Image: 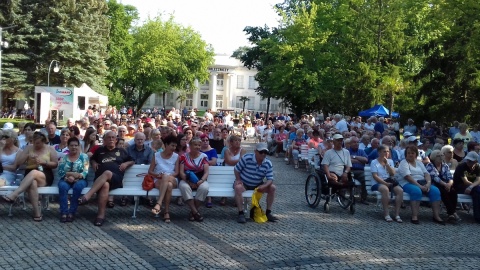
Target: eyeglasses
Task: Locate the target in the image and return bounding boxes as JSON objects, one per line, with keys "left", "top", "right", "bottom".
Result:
{"left": 258, "top": 150, "right": 268, "bottom": 155}
{"left": 203, "top": 128, "right": 209, "bottom": 131}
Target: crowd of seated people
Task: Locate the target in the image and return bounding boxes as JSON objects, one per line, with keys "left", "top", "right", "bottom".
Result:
{"left": 1, "top": 108, "right": 480, "bottom": 226}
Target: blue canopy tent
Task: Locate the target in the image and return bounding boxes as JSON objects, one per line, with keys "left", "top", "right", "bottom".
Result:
{"left": 358, "top": 104, "right": 400, "bottom": 118}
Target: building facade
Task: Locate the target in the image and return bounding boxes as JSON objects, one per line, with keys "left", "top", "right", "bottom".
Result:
{"left": 144, "top": 54, "right": 285, "bottom": 113}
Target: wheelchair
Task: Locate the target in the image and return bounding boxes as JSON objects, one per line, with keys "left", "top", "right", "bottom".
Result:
{"left": 305, "top": 166, "right": 356, "bottom": 214}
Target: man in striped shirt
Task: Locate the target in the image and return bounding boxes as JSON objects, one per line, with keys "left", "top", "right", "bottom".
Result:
{"left": 234, "top": 142, "right": 278, "bottom": 223}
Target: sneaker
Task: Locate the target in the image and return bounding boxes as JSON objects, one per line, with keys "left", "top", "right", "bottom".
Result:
{"left": 237, "top": 213, "right": 246, "bottom": 223}
{"left": 266, "top": 213, "right": 279, "bottom": 222}
{"left": 284, "top": 158, "right": 289, "bottom": 162}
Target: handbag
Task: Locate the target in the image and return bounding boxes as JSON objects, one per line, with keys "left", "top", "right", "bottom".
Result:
{"left": 384, "top": 177, "right": 399, "bottom": 188}
{"left": 186, "top": 170, "right": 199, "bottom": 184}
{"left": 137, "top": 173, "right": 155, "bottom": 196}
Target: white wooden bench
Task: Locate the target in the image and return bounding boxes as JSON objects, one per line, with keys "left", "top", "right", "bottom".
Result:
{"left": 363, "top": 166, "right": 472, "bottom": 206}
{"left": 4, "top": 165, "right": 254, "bottom": 218}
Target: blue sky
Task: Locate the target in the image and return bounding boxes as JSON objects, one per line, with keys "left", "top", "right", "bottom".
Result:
{"left": 120, "top": 0, "right": 281, "bottom": 55}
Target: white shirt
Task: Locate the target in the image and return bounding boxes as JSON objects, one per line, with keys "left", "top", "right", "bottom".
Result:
{"left": 364, "top": 123, "right": 375, "bottom": 131}
{"left": 370, "top": 159, "right": 395, "bottom": 185}
{"left": 397, "top": 159, "right": 428, "bottom": 187}
{"left": 335, "top": 119, "right": 348, "bottom": 133}
{"left": 321, "top": 148, "right": 352, "bottom": 176}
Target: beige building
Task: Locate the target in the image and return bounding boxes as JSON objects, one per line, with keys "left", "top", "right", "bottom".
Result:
{"left": 144, "top": 54, "right": 284, "bottom": 113}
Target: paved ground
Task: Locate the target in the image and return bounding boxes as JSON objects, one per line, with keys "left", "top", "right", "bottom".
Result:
{"left": 0, "top": 141, "right": 479, "bottom": 269}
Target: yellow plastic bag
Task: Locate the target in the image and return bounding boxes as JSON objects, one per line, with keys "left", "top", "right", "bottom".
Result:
{"left": 250, "top": 188, "right": 268, "bottom": 223}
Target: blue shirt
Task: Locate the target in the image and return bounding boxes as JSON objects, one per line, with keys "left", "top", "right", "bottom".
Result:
{"left": 127, "top": 144, "right": 154, "bottom": 165}
{"left": 449, "top": 127, "right": 460, "bottom": 139}
{"left": 235, "top": 153, "right": 273, "bottom": 187}
{"left": 348, "top": 148, "right": 368, "bottom": 170}
{"left": 374, "top": 122, "right": 384, "bottom": 135}
{"left": 425, "top": 162, "right": 452, "bottom": 184}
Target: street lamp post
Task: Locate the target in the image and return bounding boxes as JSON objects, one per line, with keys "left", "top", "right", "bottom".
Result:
{"left": 47, "top": 60, "right": 60, "bottom": 87}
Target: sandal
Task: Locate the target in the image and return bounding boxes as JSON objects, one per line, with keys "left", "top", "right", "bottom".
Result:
{"left": 78, "top": 196, "right": 89, "bottom": 206}
{"left": 67, "top": 214, "right": 75, "bottom": 222}
{"left": 2, "top": 195, "right": 15, "bottom": 204}
{"left": 219, "top": 197, "right": 226, "bottom": 206}
{"left": 193, "top": 211, "right": 204, "bottom": 222}
{"left": 107, "top": 201, "right": 115, "bottom": 208}
{"left": 60, "top": 215, "right": 67, "bottom": 223}
{"left": 33, "top": 216, "right": 43, "bottom": 222}
{"left": 120, "top": 197, "right": 128, "bottom": 206}
{"left": 188, "top": 211, "right": 195, "bottom": 221}
{"left": 205, "top": 202, "right": 213, "bottom": 208}
{"left": 394, "top": 216, "right": 403, "bottom": 223}
{"left": 384, "top": 215, "right": 393, "bottom": 222}
{"left": 94, "top": 217, "right": 105, "bottom": 226}
{"left": 163, "top": 212, "right": 171, "bottom": 223}
{"left": 151, "top": 203, "right": 161, "bottom": 215}
{"left": 176, "top": 197, "right": 184, "bottom": 206}
{"left": 148, "top": 198, "right": 156, "bottom": 207}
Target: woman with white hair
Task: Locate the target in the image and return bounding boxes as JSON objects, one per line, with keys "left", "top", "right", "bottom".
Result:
{"left": 291, "top": 128, "right": 307, "bottom": 169}
{"left": 441, "top": 145, "right": 458, "bottom": 170}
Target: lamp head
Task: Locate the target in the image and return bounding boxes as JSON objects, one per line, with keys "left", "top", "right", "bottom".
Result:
{"left": 53, "top": 62, "right": 60, "bottom": 73}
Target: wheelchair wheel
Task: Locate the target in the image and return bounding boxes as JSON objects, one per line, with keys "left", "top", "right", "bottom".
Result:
{"left": 305, "top": 174, "right": 321, "bottom": 208}
{"left": 337, "top": 187, "right": 355, "bottom": 209}
{"left": 323, "top": 202, "right": 330, "bottom": 213}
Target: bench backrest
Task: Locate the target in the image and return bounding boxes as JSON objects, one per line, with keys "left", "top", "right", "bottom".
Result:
{"left": 120, "top": 164, "right": 235, "bottom": 189}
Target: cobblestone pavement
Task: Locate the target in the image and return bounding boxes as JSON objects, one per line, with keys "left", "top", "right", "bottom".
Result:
{"left": 0, "top": 141, "right": 479, "bottom": 269}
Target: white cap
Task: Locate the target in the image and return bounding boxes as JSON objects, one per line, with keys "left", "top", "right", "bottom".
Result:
{"left": 2, "top": 123, "right": 13, "bottom": 130}
{"left": 465, "top": 151, "right": 479, "bottom": 162}
{"left": 403, "top": 131, "right": 413, "bottom": 137}
{"left": 333, "top": 134, "right": 343, "bottom": 140}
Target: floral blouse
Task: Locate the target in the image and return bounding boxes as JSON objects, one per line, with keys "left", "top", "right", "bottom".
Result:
{"left": 425, "top": 162, "right": 453, "bottom": 184}
{"left": 57, "top": 153, "right": 90, "bottom": 181}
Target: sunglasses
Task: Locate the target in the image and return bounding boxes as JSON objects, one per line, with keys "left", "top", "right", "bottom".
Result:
{"left": 258, "top": 150, "right": 268, "bottom": 155}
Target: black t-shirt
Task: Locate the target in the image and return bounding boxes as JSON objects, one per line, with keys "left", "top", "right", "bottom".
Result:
{"left": 91, "top": 146, "right": 133, "bottom": 178}
{"left": 453, "top": 162, "right": 480, "bottom": 191}
{"left": 48, "top": 135, "right": 61, "bottom": 145}
{"left": 209, "top": 139, "right": 225, "bottom": 155}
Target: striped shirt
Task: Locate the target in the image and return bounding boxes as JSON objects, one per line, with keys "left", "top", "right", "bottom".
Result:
{"left": 235, "top": 153, "right": 273, "bottom": 187}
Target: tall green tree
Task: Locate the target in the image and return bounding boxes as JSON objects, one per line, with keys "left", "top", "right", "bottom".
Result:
{"left": 0, "top": 0, "right": 34, "bottom": 107}
{"left": 128, "top": 16, "right": 214, "bottom": 111}
{"left": 106, "top": 0, "right": 138, "bottom": 99}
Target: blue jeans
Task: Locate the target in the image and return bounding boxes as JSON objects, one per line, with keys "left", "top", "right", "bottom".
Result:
{"left": 58, "top": 180, "right": 88, "bottom": 215}
{"left": 402, "top": 183, "right": 441, "bottom": 202}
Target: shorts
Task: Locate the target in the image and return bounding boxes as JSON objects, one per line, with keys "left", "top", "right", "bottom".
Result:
{"left": 233, "top": 182, "right": 261, "bottom": 190}
{"left": 26, "top": 168, "right": 54, "bottom": 186}
{"left": 371, "top": 183, "right": 396, "bottom": 192}
{"left": 108, "top": 172, "right": 123, "bottom": 191}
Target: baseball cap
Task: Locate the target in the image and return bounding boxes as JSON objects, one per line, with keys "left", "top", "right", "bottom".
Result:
{"left": 464, "top": 151, "right": 479, "bottom": 162}
{"left": 255, "top": 142, "right": 269, "bottom": 152}
{"left": 326, "top": 137, "right": 333, "bottom": 141}
{"left": 333, "top": 134, "right": 343, "bottom": 140}
{"left": 403, "top": 131, "right": 413, "bottom": 137}
{"left": 3, "top": 122, "right": 13, "bottom": 130}
{"left": 407, "top": 136, "right": 418, "bottom": 142}
{"left": 128, "top": 124, "right": 136, "bottom": 130}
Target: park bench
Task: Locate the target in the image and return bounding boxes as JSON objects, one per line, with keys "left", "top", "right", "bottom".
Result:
{"left": 363, "top": 167, "right": 472, "bottom": 207}
{"left": 1, "top": 165, "right": 254, "bottom": 218}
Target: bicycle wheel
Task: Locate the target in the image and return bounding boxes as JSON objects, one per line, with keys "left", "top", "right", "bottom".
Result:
{"left": 337, "top": 186, "right": 355, "bottom": 209}
{"left": 305, "top": 174, "right": 321, "bottom": 208}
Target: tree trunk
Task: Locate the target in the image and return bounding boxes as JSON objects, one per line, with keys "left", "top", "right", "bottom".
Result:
{"left": 266, "top": 97, "right": 271, "bottom": 121}
{"left": 242, "top": 101, "right": 246, "bottom": 112}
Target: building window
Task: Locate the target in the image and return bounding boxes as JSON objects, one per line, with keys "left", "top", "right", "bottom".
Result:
{"left": 155, "top": 94, "right": 162, "bottom": 105}
{"left": 216, "top": 95, "right": 223, "bottom": 108}
{"left": 217, "top": 74, "right": 224, "bottom": 88}
{"left": 248, "top": 96, "right": 255, "bottom": 110}
{"left": 237, "top": 75, "right": 244, "bottom": 89}
{"left": 248, "top": 76, "right": 257, "bottom": 89}
{"left": 260, "top": 98, "right": 267, "bottom": 111}
{"left": 186, "top": 94, "right": 193, "bottom": 107}
{"left": 236, "top": 96, "right": 242, "bottom": 109}
{"left": 167, "top": 93, "right": 174, "bottom": 106}
{"left": 271, "top": 104, "right": 278, "bottom": 111}
{"left": 200, "top": 94, "right": 208, "bottom": 108}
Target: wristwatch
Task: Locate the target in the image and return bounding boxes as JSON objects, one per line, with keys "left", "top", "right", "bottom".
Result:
{"left": 352, "top": 155, "right": 356, "bottom": 159}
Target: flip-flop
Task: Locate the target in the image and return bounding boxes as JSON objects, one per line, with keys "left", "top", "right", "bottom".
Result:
{"left": 394, "top": 216, "right": 403, "bottom": 223}
{"left": 33, "top": 216, "right": 43, "bottom": 222}
{"left": 94, "top": 218, "right": 105, "bottom": 226}
{"left": 188, "top": 211, "right": 195, "bottom": 221}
